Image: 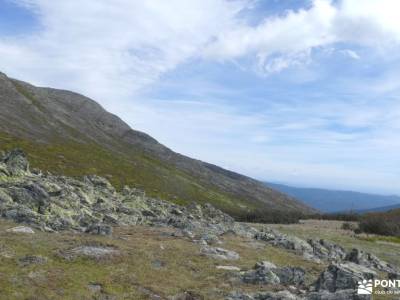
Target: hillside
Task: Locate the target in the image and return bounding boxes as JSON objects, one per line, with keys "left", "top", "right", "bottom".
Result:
{"left": 265, "top": 182, "right": 400, "bottom": 213}
{"left": 0, "top": 150, "right": 398, "bottom": 299}
{"left": 0, "top": 71, "right": 313, "bottom": 216}
{"left": 357, "top": 203, "right": 400, "bottom": 214}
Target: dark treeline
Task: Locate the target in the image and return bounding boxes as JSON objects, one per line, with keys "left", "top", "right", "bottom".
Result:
{"left": 358, "top": 209, "right": 400, "bottom": 237}
{"left": 234, "top": 209, "right": 360, "bottom": 224}
{"left": 234, "top": 207, "right": 400, "bottom": 237}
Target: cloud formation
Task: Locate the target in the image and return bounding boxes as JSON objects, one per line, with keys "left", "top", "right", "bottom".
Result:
{"left": 0, "top": 0, "right": 399, "bottom": 194}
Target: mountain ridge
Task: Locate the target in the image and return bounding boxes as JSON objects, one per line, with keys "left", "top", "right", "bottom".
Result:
{"left": 0, "top": 71, "right": 314, "bottom": 216}
{"left": 265, "top": 182, "right": 400, "bottom": 213}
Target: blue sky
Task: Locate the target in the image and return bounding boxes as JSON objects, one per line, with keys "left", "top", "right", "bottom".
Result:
{"left": 0, "top": 0, "right": 399, "bottom": 195}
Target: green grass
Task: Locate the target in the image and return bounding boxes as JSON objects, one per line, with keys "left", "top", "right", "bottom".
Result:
{"left": 359, "top": 235, "right": 400, "bottom": 244}
{"left": 268, "top": 220, "right": 400, "bottom": 269}
{"left": 0, "top": 131, "right": 256, "bottom": 216}
{"left": 11, "top": 81, "right": 46, "bottom": 113}
{"left": 0, "top": 219, "right": 324, "bottom": 300}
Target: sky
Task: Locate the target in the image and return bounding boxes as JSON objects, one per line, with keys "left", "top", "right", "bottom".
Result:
{"left": 0, "top": 0, "right": 399, "bottom": 195}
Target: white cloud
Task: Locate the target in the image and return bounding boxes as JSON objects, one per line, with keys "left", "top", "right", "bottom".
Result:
{"left": 1, "top": 0, "right": 400, "bottom": 194}
{"left": 204, "top": 0, "right": 400, "bottom": 72}
{"left": 340, "top": 49, "right": 360, "bottom": 59}
{"left": 1, "top": 0, "right": 247, "bottom": 102}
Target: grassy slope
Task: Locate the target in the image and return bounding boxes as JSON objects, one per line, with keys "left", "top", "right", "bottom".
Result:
{"left": 0, "top": 131, "right": 257, "bottom": 216}
{"left": 1, "top": 218, "right": 396, "bottom": 299}
{"left": 268, "top": 220, "right": 400, "bottom": 269}
{"left": 0, "top": 219, "right": 324, "bottom": 300}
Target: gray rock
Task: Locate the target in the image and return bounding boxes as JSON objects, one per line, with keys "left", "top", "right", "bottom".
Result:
{"left": 86, "top": 223, "right": 113, "bottom": 235}
{"left": 216, "top": 265, "right": 241, "bottom": 271}
{"left": 308, "top": 239, "right": 346, "bottom": 261}
{"left": 6, "top": 226, "right": 35, "bottom": 234}
{"left": 314, "top": 263, "right": 376, "bottom": 292}
{"left": 241, "top": 260, "right": 280, "bottom": 285}
{"left": 345, "top": 248, "right": 394, "bottom": 273}
{"left": 200, "top": 246, "right": 239, "bottom": 260}
{"left": 2, "top": 149, "right": 29, "bottom": 176}
{"left": 18, "top": 255, "right": 48, "bottom": 267}
{"left": 62, "top": 246, "right": 120, "bottom": 260}
{"left": 274, "top": 267, "right": 305, "bottom": 285}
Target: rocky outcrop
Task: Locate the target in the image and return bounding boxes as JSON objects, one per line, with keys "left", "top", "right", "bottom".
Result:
{"left": 241, "top": 261, "right": 305, "bottom": 286}
{"left": 0, "top": 150, "right": 239, "bottom": 237}
{"left": 0, "top": 71, "right": 315, "bottom": 216}
{"left": 313, "top": 263, "right": 376, "bottom": 293}
{"left": 0, "top": 149, "right": 397, "bottom": 300}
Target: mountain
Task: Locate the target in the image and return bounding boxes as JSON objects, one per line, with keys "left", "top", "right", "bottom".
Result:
{"left": 265, "top": 182, "right": 400, "bottom": 213}
{"left": 356, "top": 203, "right": 400, "bottom": 214}
{"left": 0, "top": 71, "right": 314, "bottom": 216}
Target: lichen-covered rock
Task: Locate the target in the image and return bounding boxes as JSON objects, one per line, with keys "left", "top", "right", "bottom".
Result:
{"left": 6, "top": 225, "right": 35, "bottom": 234}
{"left": 200, "top": 246, "right": 239, "bottom": 260}
{"left": 314, "top": 263, "right": 376, "bottom": 292}
{"left": 308, "top": 239, "right": 346, "bottom": 261}
{"left": 241, "top": 261, "right": 304, "bottom": 286}
{"left": 345, "top": 248, "right": 396, "bottom": 273}
{"left": 61, "top": 245, "right": 120, "bottom": 260}
{"left": 2, "top": 149, "right": 29, "bottom": 176}
{"left": 274, "top": 267, "right": 305, "bottom": 285}
{"left": 0, "top": 149, "right": 242, "bottom": 237}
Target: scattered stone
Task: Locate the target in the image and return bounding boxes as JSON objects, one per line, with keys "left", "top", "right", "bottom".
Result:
{"left": 18, "top": 255, "right": 48, "bottom": 267}
{"left": 86, "top": 223, "right": 113, "bottom": 236}
{"left": 200, "top": 246, "right": 239, "bottom": 260}
{"left": 216, "top": 265, "right": 241, "bottom": 271}
{"left": 169, "top": 291, "right": 204, "bottom": 300}
{"left": 151, "top": 259, "right": 165, "bottom": 269}
{"left": 88, "top": 283, "right": 103, "bottom": 293}
{"left": 61, "top": 245, "right": 120, "bottom": 260}
{"left": 241, "top": 261, "right": 279, "bottom": 285}
{"left": 6, "top": 226, "right": 35, "bottom": 234}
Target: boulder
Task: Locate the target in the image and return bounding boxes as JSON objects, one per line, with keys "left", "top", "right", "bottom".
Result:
{"left": 6, "top": 226, "right": 35, "bottom": 234}
{"left": 274, "top": 267, "right": 305, "bottom": 285}
{"left": 308, "top": 239, "right": 346, "bottom": 261}
{"left": 2, "top": 149, "right": 29, "bottom": 176}
{"left": 216, "top": 265, "right": 241, "bottom": 271}
{"left": 345, "top": 248, "right": 394, "bottom": 273}
{"left": 314, "top": 263, "right": 376, "bottom": 292}
{"left": 200, "top": 246, "right": 239, "bottom": 260}
{"left": 18, "top": 255, "right": 48, "bottom": 267}
{"left": 86, "top": 223, "right": 113, "bottom": 236}
{"left": 62, "top": 245, "right": 120, "bottom": 260}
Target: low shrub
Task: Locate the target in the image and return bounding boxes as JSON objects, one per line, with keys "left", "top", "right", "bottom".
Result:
{"left": 235, "top": 209, "right": 303, "bottom": 224}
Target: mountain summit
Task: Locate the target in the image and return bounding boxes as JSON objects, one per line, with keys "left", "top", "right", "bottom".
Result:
{"left": 0, "top": 72, "right": 313, "bottom": 215}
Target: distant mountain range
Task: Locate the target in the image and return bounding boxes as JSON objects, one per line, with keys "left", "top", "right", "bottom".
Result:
{"left": 0, "top": 71, "right": 315, "bottom": 217}
{"left": 265, "top": 182, "right": 400, "bottom": 213}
